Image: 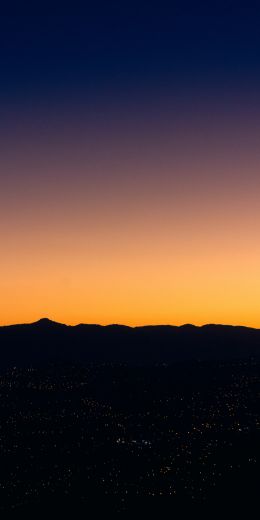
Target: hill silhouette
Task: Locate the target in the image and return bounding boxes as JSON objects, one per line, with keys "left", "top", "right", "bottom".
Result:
{"left": 0, "top": 319, "right": 260, "bottom": 368}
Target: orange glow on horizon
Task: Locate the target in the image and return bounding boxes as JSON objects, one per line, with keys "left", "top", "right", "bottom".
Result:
{"left": 1, "top": 102, "right": 260, "bottom": 328}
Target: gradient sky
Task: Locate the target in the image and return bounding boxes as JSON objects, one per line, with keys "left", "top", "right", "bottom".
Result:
{"left": 1, "top": 5, "right": 260, "bottom": 326}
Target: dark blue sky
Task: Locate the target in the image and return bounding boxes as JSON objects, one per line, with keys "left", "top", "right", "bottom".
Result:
{"left": 1, "top": 4, "right": 260, "bottom": 104}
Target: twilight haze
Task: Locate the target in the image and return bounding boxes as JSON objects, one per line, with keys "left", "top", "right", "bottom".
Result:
{"left": 1, "top": 6, "right": 260, "bottom": 327}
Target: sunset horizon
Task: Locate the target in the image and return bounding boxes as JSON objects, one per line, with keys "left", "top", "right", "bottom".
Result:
{"left": 2, "top": 316, "right": 260, "bottom": 330}
{"left": 1, "top": 11, "right": 260, "bottom": 329}
{"left": 2, "top": 7, "right": 260, "bottom": 513}
{"left": 2, "top": 96, "right": 260, "bottom": 329}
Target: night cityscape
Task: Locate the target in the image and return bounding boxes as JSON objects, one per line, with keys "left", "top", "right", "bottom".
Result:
{"left": 0, "top": 358, "right": 259, "bottom": 514}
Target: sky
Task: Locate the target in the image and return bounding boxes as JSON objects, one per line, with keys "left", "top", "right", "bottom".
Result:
{"left": 1, "top": 4, "right": 260, "bottom": 326}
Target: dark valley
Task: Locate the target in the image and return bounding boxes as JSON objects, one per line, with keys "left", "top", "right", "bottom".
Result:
{"left": 0, "top": 321, "right": 260, "bottom": 514}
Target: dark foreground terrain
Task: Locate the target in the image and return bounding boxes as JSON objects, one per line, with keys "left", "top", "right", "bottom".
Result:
{"left": 2, "top": 318, "right": 260, "bottom": 367}
{"left": 0, "top": 359, "right": 260, "bottom": 516}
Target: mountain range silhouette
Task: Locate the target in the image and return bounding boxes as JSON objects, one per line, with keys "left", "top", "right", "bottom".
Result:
{"left": 0, "top": 319, "right": 260, "bottom": 368}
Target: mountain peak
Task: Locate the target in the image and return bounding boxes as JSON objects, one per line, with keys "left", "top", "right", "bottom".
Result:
{"left": 33, "top": 318, "right": 63, "bottom": 327}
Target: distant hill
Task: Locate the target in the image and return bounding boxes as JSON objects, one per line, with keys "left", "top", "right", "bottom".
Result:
{"left": 0, "top": 319, "right": 259, "bottom": 368}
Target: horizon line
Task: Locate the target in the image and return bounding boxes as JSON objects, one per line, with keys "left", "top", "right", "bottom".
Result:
{"left": 0, "top": 317, "right": 259, "bottom": 331}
